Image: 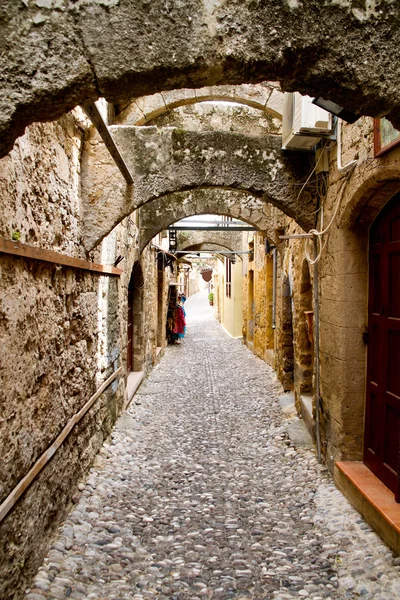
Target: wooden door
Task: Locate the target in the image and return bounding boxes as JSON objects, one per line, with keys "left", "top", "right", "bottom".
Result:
{"left": 127, "top": 286, "right": 134, "bottom": 372}
{"left": 364, "top": 192, "right": 400, "bottom": 498}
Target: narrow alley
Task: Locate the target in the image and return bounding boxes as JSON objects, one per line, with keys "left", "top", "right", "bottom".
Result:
{"left": 26, "top": 292, "right": 400, "bottom": 600}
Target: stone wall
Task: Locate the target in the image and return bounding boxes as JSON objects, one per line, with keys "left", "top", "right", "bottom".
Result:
{"left": 0, "top": 115, "right": 84, "bottom": 253}
{"left": 0, "top": 116, "right": 126, "bottom": 599}
{"left": 266, "top": 117, "right": 400, "bottom": 473}
{"left": 241, "top": 233, "right": 274, "bottom": 365}
{"left": 0, "top": 113, "right": 168, "bottom": 599}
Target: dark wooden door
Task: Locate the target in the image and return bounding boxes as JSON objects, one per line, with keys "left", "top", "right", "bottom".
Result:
{"left": 364, "top": 192, "right": 400, "bottom": 498}
{"left": 127, "top": 286, "right": 134, "bottom": 372}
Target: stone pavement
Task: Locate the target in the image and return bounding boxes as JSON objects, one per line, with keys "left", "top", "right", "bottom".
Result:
{"left": 26, "top": 291, "right": 400, "bottom": 600}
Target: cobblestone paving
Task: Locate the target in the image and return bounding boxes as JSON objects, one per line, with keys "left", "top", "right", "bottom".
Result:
{"left": 26, "top": 291, "right": 400, "bottom": 600}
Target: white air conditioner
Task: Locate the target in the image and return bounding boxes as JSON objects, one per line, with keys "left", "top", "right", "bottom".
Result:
{"left": 282, "top": 92, "right": 333, "bottom": 151}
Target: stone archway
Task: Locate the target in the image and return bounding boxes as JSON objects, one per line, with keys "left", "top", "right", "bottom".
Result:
{"left": 179, "top": 243, "right": 241, "bottom": 261}
{"left": 83, "top": 123, "right": 309, "bottom": 251}
{"left": 3, "top": 3, "right": 400, "bottom": 158}
{"left": 339, "top": 165, "right": 400, "bottom": 229}
{"left": 116, "top": 83, "right": 283, "bottom": 125}
{"left": 177, "top": 230, "right": 242, "bottom": 255}
{"left": 139, "top": 188, "right": 285, "bottom": 254}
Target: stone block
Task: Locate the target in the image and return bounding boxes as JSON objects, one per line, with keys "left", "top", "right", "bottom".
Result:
{"left": 161, "top": 88, "right": 196, "bottom": 109}
{"left": 195, "top": 86, "right": 236, "bottom": 102}
{"left": 265, "top": 88, "right": 283, "bottom": 118}
{"left": 234, "top": 83, "right": 271, "bottom": 109}
{"left": 134, "top": 93, "right": 167, "bottom": 122}
{"left": 116, "top": 101, "right": 146, "bottom": 126}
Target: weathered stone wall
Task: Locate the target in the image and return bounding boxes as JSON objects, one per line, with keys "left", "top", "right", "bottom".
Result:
{"left": 0, "top": 107, "right": 171, "bottom": 598}
{"left": 269, "top": 117, "right": 400, "bottom": 473}
{"left": 253, "top": 235, "right": 274, "bottom": 364}
{"left": 0, "top": 115, "right": 84, "bottom": 253}
{"left": 0, "top": 117, "right": 126, "bottom": 599}
{"left": 241, "top": 233, "right": 274, "bottom": 364}
{"left": 112, "top": 218, "right": 167, "bottom": 394}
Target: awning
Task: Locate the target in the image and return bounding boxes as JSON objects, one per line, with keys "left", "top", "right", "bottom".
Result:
{"left": 153, "top": 244, "right": 177, "bottom": 269}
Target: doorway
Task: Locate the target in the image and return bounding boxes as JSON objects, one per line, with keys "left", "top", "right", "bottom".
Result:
{"left": 364, "top": 192, "right": 400, "bottom": 499}
{"left": 127, "top": 262, "right": 144, "bottom": 373}
{"left": 248, "top": 269, "right": 254, "bottom": 344}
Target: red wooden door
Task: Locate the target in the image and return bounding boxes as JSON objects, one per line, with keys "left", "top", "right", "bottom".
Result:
{"left": 127, "top": 286, "right": 134, "bottom": 372}
{"left": 364, "top": 192, "right": 400, "bottom": 498}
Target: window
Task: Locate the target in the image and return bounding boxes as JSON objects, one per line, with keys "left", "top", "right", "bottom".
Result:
{"left": 225, "top": 258, "right": 232, "bottom": 298}
{"left": 374, "top": 117, "right": 400, "bottom": 157}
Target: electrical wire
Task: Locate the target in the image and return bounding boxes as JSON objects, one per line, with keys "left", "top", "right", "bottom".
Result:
{"left": 305, "top": 171, "right": 352, "bottom": 265}
{"left": 295, "top": 140, "right": 328, "bottom": 206}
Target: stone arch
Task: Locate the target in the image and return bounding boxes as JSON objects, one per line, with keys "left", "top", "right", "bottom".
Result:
{"left": 117, "top": 83, "right": 283, "bottom": 126}
{"left": 3, "top": 3, "right": 400, "bottom": 158}
{"left": 177, "top": 230, "right": 242, "bottom": 254}
{"left": 339, "top": 165, "right": 400, "bottom": 230}
{"left": 84, "top": 126, "right": 312, "bottom": 250}
{"left": 179, "top": 243, "right": 241, "bottom": 261}
{"left": 139, "top": 188, "right": 285, "bottom": 253}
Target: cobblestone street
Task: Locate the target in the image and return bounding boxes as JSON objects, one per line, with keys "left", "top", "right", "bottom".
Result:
{"left": 26, "top": 291, "right": 400, "bottom": 600}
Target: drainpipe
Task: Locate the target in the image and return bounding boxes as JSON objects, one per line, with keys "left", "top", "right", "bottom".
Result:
{"left": 337, "top": 119, "right": 358, "bottom": 173}
{"left": 272, "top": 248, "right": 277, "bottom": 329}
{"left": 313, "top": 237, "right": 322, "bottom": 464}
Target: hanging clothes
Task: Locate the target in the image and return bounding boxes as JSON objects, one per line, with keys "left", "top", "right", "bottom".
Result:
{"left": 173, "top": 304, "right": 186, "bottom": 339}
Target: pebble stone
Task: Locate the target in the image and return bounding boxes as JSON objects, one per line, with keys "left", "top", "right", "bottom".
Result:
{"left": 25, "top": 291, "right": 400, "bottom": 599}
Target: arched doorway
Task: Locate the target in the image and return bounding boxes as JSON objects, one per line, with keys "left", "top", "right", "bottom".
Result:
{"left": 156, "top": 258, "right": 165, "bottom": 350}
{"left": 364, "top": 192, "right": 400, "bottom": 499}
{"left": 127, "top": 262, "right": 144, "bottom": 374}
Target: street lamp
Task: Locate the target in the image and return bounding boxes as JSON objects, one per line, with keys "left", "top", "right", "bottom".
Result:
{"left": 312, "top": 97, "right": 360, "bottom": 124}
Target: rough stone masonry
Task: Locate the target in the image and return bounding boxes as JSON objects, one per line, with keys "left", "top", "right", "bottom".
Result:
{"left": 2, "top": 1, "right": 400, "bottom": 158}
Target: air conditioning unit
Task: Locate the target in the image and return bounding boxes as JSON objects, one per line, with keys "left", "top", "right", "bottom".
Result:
{"left": 282, "top": 92, "right": 333, "bottom": 151}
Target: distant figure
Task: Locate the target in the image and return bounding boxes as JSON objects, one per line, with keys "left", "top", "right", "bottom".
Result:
{"left": 173, "top": 293, "right": 186, "bottom": 344}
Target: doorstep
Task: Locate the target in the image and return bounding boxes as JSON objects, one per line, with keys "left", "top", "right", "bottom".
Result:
{"left": 335, "top": 461, "right": 400, "bottom": 554}
{"left": 299, "top": 394, "right": 315, "bottom": 441}
{"left": 126, "top": 371, "right": 145, "bottom": 405}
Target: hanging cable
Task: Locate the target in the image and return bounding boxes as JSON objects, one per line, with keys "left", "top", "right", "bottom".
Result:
{"left": 305, "top": 168, "right": 353, "bottom": 264}
{"left": 295, "top": 140, "right": 329, "bottom": 206}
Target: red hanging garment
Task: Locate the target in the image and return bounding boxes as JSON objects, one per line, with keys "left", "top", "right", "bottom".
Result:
{"left": 173, "top": 306, "right": 186, "bottom": 335}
